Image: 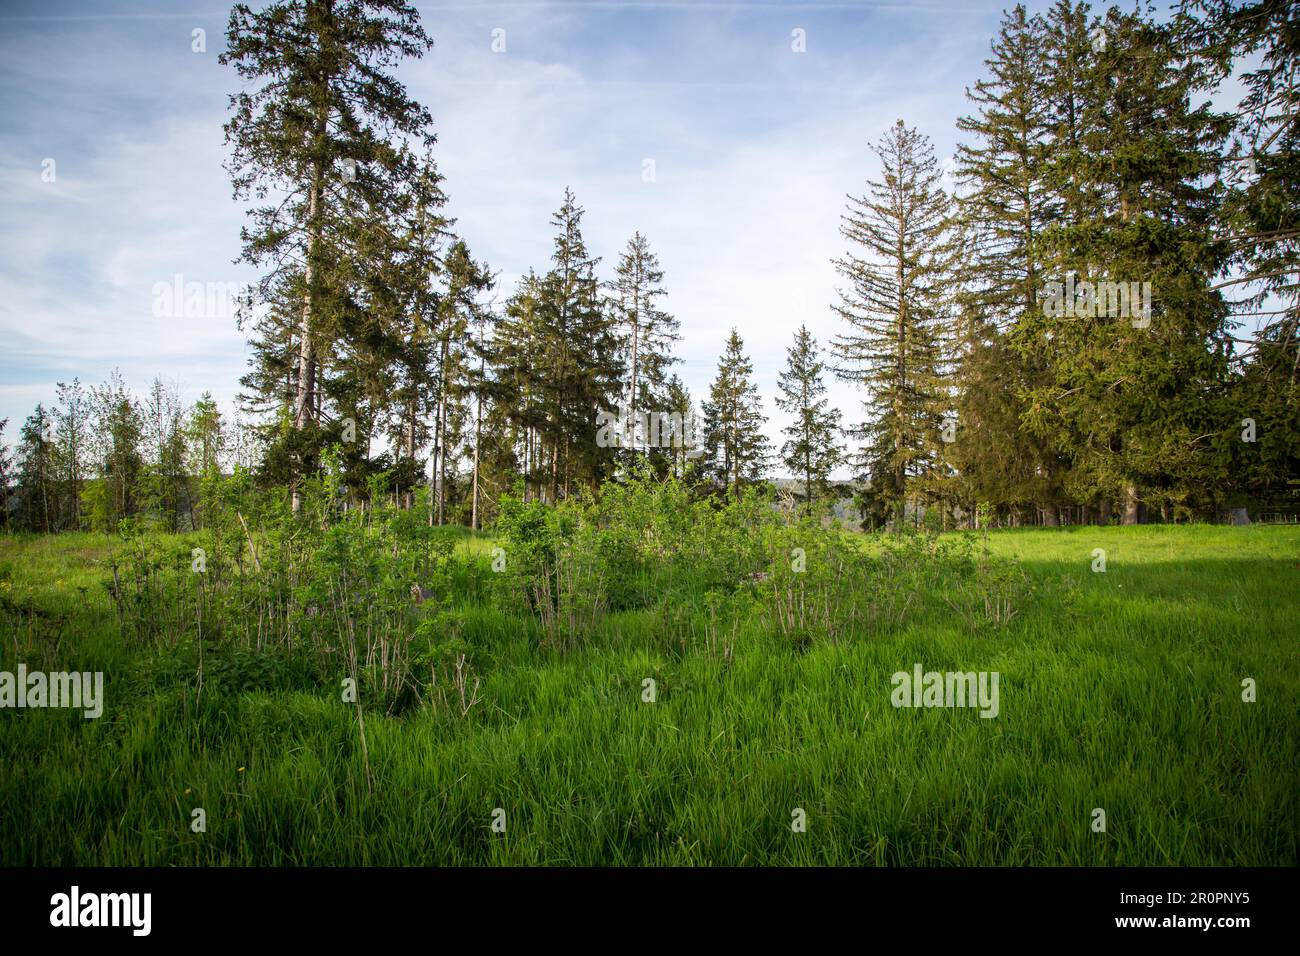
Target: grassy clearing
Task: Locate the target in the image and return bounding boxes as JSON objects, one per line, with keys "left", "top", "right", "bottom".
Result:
{"left": 0, "top": 524, "right": 1295, "bottom": 865}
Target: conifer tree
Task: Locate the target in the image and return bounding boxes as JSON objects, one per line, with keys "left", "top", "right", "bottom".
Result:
{"left": 1175, "top": 0, "right": 1299, "bottom": 510}
{"left": 702, "top": 329, "right": 771, "bottom": 493}
{"left": 429, "top": 240, "right": 493, "bottom": 523}
{"left": 1025, "top": 4, "right": 1234, "bottom": 523}
{"left": 0, "top": 420, "right": 10, "bottom": 530}
{"left": 492, "top": 271, "right": 549, "bottom": 500}
{"left": 221, "top": 0, "right": 438, "bottom": 510}
{"left": 952, "top": 4, "right": 1067, "bottom": 524}
{"left": 535, "top": 189, "right": 623, "bottom": 499}
{"left": 775, "top": 324, "right": 843, "bottom": 502}
{"left": 831, "top": 120, "right": 954, "bottom": 524}
{"left": 607, "top": 231, "right": 680, "bottom": 452}
{"left": 660, "top": 374, "right": 699, "bottom": 479}
{"left": 188, "top": 394, "right": 225, "bottom": 479}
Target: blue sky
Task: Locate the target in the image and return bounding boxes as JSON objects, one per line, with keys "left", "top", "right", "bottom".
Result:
{"left": 0, "top": 0, "right": 1108, "bottom": 471}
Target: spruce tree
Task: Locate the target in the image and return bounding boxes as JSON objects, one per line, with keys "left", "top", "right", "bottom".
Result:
{"left": 952, "top": 4, "right": 1067, "bottom": 524}
{"left": 660, "top": 374, "right": 699, "bottom": 479}
{"left": 0, "top": 420, "right": 10, "bottom": 531}
{"left": 535, "top": 189, "right": 623, "bottom": 499}
{"left": 1175, "top": 0, "right": 1299, "bottom": 511}
{"left": 702, "top": 329, "right": 771, "bottom": 493}
{"left": 221, "top": 0, "right": 438, "bottom": 511}
{"left": 1025, "top": 5, "right": 1234, "bottom": 523}
{"left": 492, "top": 271, "right": 549, "bottom": 500}
{"left": 607, "top": 231, "right": 680, "bottom": 453}
{"left": 775, "top": 324, "right": 843, "bottom": 502}
{"left": 53, "top": 379, "right": 90, "bottom": 531}
{"left": 430, "top": 240, "right": 493, "bottom": 523}
{"left": 831, "top": 120, "right": 954, "bottom": 524}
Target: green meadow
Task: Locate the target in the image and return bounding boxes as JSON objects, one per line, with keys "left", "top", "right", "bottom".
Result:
{"left": 1, "top": 523, "right": 1296, "bottom": 866}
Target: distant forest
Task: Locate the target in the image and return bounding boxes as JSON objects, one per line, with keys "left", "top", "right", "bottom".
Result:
{"left": 2, "top": 0, "right": 1295, "bottom": 532}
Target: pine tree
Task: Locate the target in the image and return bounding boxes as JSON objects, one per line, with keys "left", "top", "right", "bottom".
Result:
{"left": 660, "top": 374, "right": 698, "bottom": 479}
{"left": 535, "top": 188, "right": 624, "bottom": 499}
{"left": 775, "top": 324, "right": 843, "bottom": 502}
{"left": 702, "top": 329, "right": 771, "bottom": 493}
{"left": 607, "top": 231, "right": 680, "bottom": 453}
{"left": 831, "top": 120, "right": 954, "bottom": 524}
{"left": 952, "top": 4, "right": 1067, "bottom": 525}
{"left": 221, "top": 0, "right": 438, "bottom": 511}
{"left": 1024, "top": 5, "right": 1234, "bottom": 523}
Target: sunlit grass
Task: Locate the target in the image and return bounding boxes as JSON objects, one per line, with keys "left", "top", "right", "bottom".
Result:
{"left": 1, "top": 525, "right": 1295, "bottom": 865}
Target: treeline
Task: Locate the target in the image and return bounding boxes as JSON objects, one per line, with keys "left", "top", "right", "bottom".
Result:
{"left": 0, "top": 377, "right": 236, "bottom": 533}
{"left": 834, "top": 0, "right": 1298, "bottom": 527}
{"left": 2, "top": 0, "right": 1296, "bottom": 533}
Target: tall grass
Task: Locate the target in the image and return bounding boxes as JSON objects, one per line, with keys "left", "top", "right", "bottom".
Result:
{"left": 0, "top": 486, "right": 1295, "bottom": 865}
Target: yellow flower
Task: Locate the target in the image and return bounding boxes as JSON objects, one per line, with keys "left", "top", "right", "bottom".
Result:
{"left": 237, "top": 767, "right": 246, "bottom": 773}
{"left": 184, "top": 788, "right": 191, "bottom": 795}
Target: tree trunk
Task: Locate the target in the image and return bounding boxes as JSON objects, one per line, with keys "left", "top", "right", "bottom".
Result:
{"left": 1122, "top": 484, "right": 1140, "bottom": 525}
{"left": 292, "top": 149, "right": 325, "bottom": 515}
{"left": 471, "top": 371, "right": 483, "bottom": 530}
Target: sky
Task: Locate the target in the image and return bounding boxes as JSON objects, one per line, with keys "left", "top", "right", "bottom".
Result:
{"left": 0, "top": 0, "right": 1180, "bottom": 475}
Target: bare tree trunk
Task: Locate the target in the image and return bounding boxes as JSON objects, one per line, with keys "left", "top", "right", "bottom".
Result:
{"left": 471, "top": 370, "right": 483, "bottom": 530}
{"left": 1122, "top": 484, "right": 1140, "bottom": 525}
{"left": 292, "top": 151, "right": 324, "bottom": 515}
{"left": 405, "top": 398, "right": 416, "bottom": 510}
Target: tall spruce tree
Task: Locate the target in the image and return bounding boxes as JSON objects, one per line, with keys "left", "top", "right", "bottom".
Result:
{"left": 535, "top": 189, "right": 623, "bottom": 499}
{"left": 429, "top": 240, "right": 493, "bottom": 523}
{"left": 952, "top": 4, "right": 1068, "bottom": 525}
{"left": 492, "top": 271, "right": 549, "bottom": 500}
{"left": 1175, "top": 0, "right": 1299, "bottom": 512}
{"left": 1024, "top": 4, "right": 1234, "bottom": 523}
{"left": 831, "top": 120, "right": 954, "bottom": 524}
{"left": 221, "top": 0, "right": 437, "bottom": 511}
{"left": 607, "top": 231, "right": 680, "bottom": 453}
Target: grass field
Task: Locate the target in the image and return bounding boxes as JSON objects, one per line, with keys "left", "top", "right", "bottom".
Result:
{"left": 1, "top": 524, "right": 1296, "bottom": 865}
